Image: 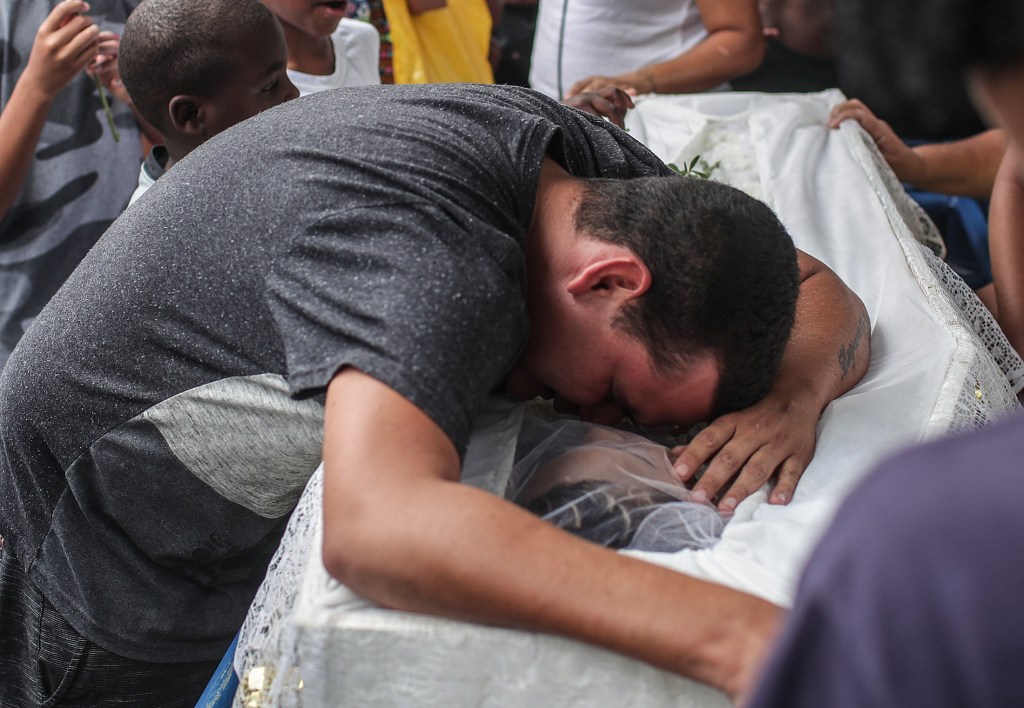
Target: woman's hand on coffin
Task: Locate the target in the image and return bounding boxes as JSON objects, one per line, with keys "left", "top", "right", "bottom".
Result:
{"left": 565, "top": 73, "right": 651, "bottom": 100}
{"left": 669, "top": 389, "right": 818, "bottom": 511}
{"left": 561, "top": 87, "right": 635, "bottom": 128}
{"left": 828, "top": 99, "right": 924, "bottom": 185}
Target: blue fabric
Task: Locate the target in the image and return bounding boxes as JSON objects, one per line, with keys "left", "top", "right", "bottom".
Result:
{"left": 194, "top": 634, "right": 239, "bottom": 708}
{"left": 908, "top": 188, "right": 992, "bottom": 288}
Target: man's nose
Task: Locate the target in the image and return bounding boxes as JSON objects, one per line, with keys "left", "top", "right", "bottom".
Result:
{"left": 503, "top": 368, "right": 550, "bottom": 401}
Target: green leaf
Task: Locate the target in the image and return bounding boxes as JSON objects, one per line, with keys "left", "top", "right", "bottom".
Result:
{"left": 93, "top": 74, "right": 120, "bottom": 143}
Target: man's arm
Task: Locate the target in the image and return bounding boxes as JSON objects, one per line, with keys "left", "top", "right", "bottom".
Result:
{"left": 321, "top": 368, "right": 780, "bottom": 699}
{"left": 565, "top": 0, "right": 764, "bottom": 98}
{"left": 674, "top": 250, "right": 871, "bottom": 510}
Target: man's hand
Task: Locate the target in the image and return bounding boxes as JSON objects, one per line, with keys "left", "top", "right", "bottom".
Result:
{"left": 673, "top": 250, "right": 870, "bottom": 510}
{"left": 829, "top": 99, "right": 924, "bottom": 185}
{"left": 672, "top": 387, "right": 821, "bottom": 510}
{"left": 24, "top": 0, "right": 101, "bottom": 99}
{"left": 561, "top": 87, "right": 634, "bottom": 128}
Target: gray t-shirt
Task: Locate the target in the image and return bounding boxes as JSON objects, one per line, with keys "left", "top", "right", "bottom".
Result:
{"left": 0, "top": 83, "right": 670, "bottom": 662}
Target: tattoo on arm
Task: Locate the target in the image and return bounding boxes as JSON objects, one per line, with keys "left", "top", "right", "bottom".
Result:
{"left": 838, "top": 315, "right": 869, "bottom": 380}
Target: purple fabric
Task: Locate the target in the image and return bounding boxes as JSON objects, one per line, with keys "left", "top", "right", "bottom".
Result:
{"left": 749, "top": 411, "right": 1024, "bottom": 708}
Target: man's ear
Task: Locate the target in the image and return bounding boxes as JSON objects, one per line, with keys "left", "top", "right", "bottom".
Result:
{"left": 566, "top": 255, "right": 652, "bottom": 302}
{"left": 168, "top": 95, "right": 206, "bottom": 137}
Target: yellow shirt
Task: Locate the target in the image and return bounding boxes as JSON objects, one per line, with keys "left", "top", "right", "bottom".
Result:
{"left": 383, "top": 0, "right": 494, "bottom": 84}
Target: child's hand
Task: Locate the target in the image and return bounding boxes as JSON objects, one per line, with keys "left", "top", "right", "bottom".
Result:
{"left": 25, "top": 0, "right": 100, "bottom": 99}
{"left": 87, "top": 31, "right": 131, "bottom": 105}
{"left": 561, "top": 87, "right": 634, "bottom": 129}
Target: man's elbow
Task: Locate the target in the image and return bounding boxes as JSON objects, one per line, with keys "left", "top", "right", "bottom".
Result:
{"left": 322, "top": 532, "right": 361, "bottom": 587}
{"left": 726, "top": 28, "right": 766, "bottom": 76}
{"left": 321, "top": 504, "right": 448, "bottom": 614}
{"left": 321, "top": 505, "right": 392, "bottom": 593}
{"left": 739, "top": 37, "right": 767, "bottom": 75}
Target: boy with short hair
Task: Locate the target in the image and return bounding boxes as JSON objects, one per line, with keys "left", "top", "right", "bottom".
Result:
{"left": 119, "top": 0, "right": 299, "bottom": 204}
{"left": 260, "top": 0, "right": 381, "bottom": 95}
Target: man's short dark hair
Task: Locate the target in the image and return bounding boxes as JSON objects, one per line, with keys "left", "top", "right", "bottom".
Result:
{"left": 575, "top": 175, "right": 799, "bottom": 417}
{"left": 119, "top": 0, "right": 277, "bottom": 131}
{"left": 837, "top": 0, "right": 1024, "bottom": 134}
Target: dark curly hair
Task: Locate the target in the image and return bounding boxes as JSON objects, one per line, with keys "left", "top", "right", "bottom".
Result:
{"left": 574, "top": 175, "right": 799, "bottom": 417}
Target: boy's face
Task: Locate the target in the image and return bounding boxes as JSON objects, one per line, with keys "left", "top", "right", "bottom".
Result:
{"left": 202, "top": 19, "right": 298, "bottom": 138}
{"left": 261, "top": 0, "right": 349, "bottom": 39}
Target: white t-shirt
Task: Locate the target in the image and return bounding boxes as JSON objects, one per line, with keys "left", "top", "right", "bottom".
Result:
{"left": 529, "top": 0, "right": 708, "bottom": 99}
{"left": 129, "top": 145, "right": 169, "bottom": 206}
{"left": 288, "top": 18, "right": 381, "bottom": 96}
